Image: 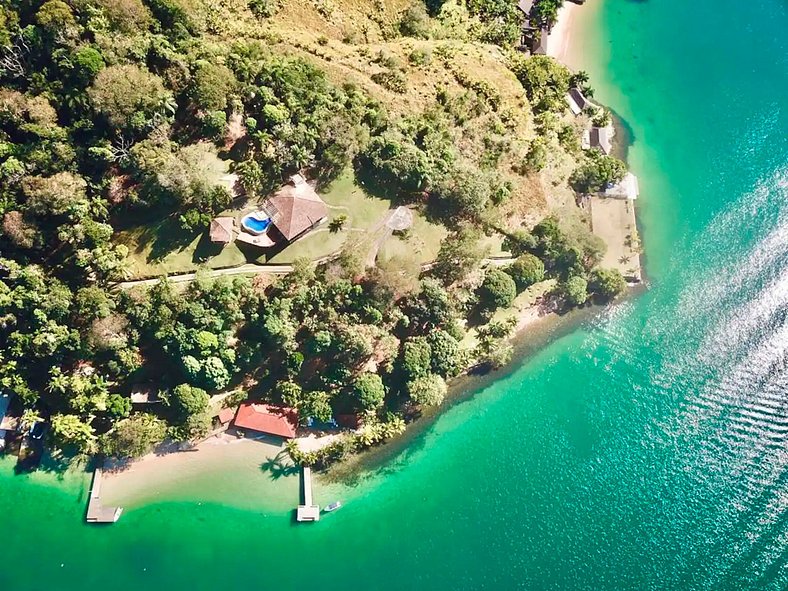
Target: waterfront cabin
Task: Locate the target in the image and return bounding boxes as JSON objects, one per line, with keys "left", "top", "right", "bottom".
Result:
{"left": 531, "top": 26, "right": 549, "bottom": 55}
{"left": 209, "top": 217, "right": 235, "bottom": 244}
{"left": 603, "top": 172, "right": 640, "bottom": 200}
{"left": 262, "top": 174, "right": 328, "bottom": 243}
{"left": 582, "top": 126, "right": 614, "bottom": 155}
{"left": 566, "top": 87, "right": 590, "bottom": 116}
{"left": 233, "top": 402, "right": 298, "bottom": 439}
{"left": 517, "top": 0, "right": 534, "bottom": 17}
{"left": 516, "top": 0, "right": 536, "bottom": 48}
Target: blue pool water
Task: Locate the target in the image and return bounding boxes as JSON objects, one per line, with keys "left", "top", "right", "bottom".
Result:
{"left": 241, "top": 215, "right": 271, "bottom": 234}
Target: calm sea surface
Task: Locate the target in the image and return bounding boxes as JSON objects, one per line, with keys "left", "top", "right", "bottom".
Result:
{"left": 2, "top": 1, "right": 788, "bottom": 588}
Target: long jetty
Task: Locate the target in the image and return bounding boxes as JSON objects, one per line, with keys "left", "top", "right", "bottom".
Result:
{"left": 296, "top": 466, "right": 320, "bottom": 522}
{"left": 86, "top": 468, "right": 123, "bottom": 523}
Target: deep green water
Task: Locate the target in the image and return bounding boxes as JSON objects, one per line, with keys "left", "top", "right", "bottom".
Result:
{"left": 4, "top": 1, "right": 788, "bottom": 589}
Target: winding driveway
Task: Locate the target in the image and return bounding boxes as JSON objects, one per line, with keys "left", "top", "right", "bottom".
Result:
{"left": 115, "top": 255, "right": 516, "bottom": 290}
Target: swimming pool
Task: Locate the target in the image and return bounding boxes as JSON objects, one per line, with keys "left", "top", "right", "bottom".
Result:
{"left": 241, "top": 213, "right": 271, "bottom": 235}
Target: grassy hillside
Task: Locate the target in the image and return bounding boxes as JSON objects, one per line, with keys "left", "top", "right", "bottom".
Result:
{"left": 161, "top": 0, "right": 579, "bottom": 224}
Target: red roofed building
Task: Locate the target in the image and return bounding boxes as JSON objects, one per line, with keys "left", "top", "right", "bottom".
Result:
{"left": 233, "top": 403, "right": 298, "bottom": 439}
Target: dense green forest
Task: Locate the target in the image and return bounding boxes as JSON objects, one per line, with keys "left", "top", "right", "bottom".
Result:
{"left": 0, "top": 0, "right": 628, "bottom": 464}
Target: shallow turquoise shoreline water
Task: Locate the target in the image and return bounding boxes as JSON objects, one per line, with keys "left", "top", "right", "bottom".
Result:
{"left": 3, "top": 1, "right": 788, "bottom": 589}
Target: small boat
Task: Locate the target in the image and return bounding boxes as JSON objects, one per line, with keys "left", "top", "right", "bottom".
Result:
{"left": 324, "top": 501, "right": 342, "bottom": 512}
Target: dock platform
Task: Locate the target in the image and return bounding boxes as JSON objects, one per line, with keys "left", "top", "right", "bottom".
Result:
{"left": 296, "top": 466, "right": 320, "bottom": 522}
{"left": 86, "top": 468, "right": 123, "bottom": 523}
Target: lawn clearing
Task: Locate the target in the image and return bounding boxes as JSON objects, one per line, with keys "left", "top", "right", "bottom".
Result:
{"left": 116, "top": 217, "right": 247, "bottom": 279}
{"left": 376, "top": 210, "right": 447, "bottom": 266}
{"left": 261, "top": 170, "right": 392, "bottom": 264}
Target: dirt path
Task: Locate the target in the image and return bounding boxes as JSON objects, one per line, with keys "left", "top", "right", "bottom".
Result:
{"left": 115, "top": 263, "right": 295, "bottom": 289}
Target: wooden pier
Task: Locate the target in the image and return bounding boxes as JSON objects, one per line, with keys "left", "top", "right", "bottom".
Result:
{"left": 296, "top": 466, "right": 320, "bottom": 522}
{"left": 86, "top": 469, "right": 123, "bottom": 523}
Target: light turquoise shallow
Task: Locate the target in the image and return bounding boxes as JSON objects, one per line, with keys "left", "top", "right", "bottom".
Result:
{"left": 3, "top": 1, "right": 788, "bottom": 588}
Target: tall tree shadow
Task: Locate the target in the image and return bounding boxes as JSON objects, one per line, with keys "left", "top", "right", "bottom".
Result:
{"left": 260, "top": 450, "right": 299, "bottom": 480}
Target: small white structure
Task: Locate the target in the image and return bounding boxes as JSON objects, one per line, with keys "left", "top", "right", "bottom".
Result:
{"left": 386, "top": 206, "right": 414, "bottom": 231}
{"left": 130, "top": 385, "right": 160, "bottom": 405}
{"left": 0, "top": 393, "right": 14, "bottom": 451}
{"left": 604, "top": 173, "right": 640, "bottom": 200}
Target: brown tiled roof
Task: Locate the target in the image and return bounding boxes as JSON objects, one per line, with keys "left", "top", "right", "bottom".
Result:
{"left": 218, "top": 407, "right": 236, "bottom": 424}
{"left": 209, "top": 217, "right": 234, "bottom": 243}
{"left": 264, "top": 176, "right": 328, "bottom": 241}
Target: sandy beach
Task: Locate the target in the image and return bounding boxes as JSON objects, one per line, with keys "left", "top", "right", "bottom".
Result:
{"left": 547, "top": 1, "right": 594, "bottom": 68}
{"left": 100, "top": 432, "right": 300, "bottom": 511}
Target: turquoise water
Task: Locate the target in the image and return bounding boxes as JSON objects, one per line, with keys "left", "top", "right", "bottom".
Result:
{"left": 3, "top": 0, "right": 788, "bottom": 588}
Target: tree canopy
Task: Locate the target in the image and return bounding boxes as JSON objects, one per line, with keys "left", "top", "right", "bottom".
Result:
{"left": 0, "top": 0, "right": 631, "bottom": 466}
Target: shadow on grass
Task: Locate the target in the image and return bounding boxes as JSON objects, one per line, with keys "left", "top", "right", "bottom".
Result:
{"left": 192, "top": 232, "right": 224, "bottom": 263}
{"left": 260, "top": 450, "right": 299, "bottom": 480}
{"left": 234, "top": 238, "right": 288, "bottom": 263}
{"left": 114, "top": 206, "right": 200, "bottom": 264}
{"left": 146, "top": 218, "right": 200, "bottom": 262}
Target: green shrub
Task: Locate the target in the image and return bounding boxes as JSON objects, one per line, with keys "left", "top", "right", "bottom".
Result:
{"left": 329, "top": 214, "right": 348, "bottom": 232}
{"left": 510, "top": 54, "right": 571, "bottom": 114}
{"left": 408, "top": 48, "right": 432, "bottom": 66}
{"left": 399, "top": 4, "right": 431, "bottom": 38}
{"left": 506, "top": 254, "right": 545, "bottom": 290}
{"left": 407, "top": 373, "right": 447, "bottom": 406}
{"left": 401, "top": 337, "right": 432, "bottom": 380}
{"left": 352, "top": 373, "right": 386, "bottom": 411}
{"left": 561, "top": 276, "right": 588, "bottom": 306}
{"left": 570, "top": 151, "right": 627, "bottom": 194}
{"left": 523, "top": 138, "right": 547, "bottom": 172}
{"left": 372, "top": 70, "right": 407, "bottom": 93}
{"left": 589, "top": 267, "right": 627, "bottom": 300}
{"left": 249, "top": 0, "right": 280, "bottom": 17}
{"left": 477, "top": 268, "right": 516, "bottom": 314}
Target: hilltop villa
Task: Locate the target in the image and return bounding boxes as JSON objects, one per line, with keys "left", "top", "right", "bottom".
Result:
{"left": 227, "top": 174, "right": 328, "bottom": 248}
